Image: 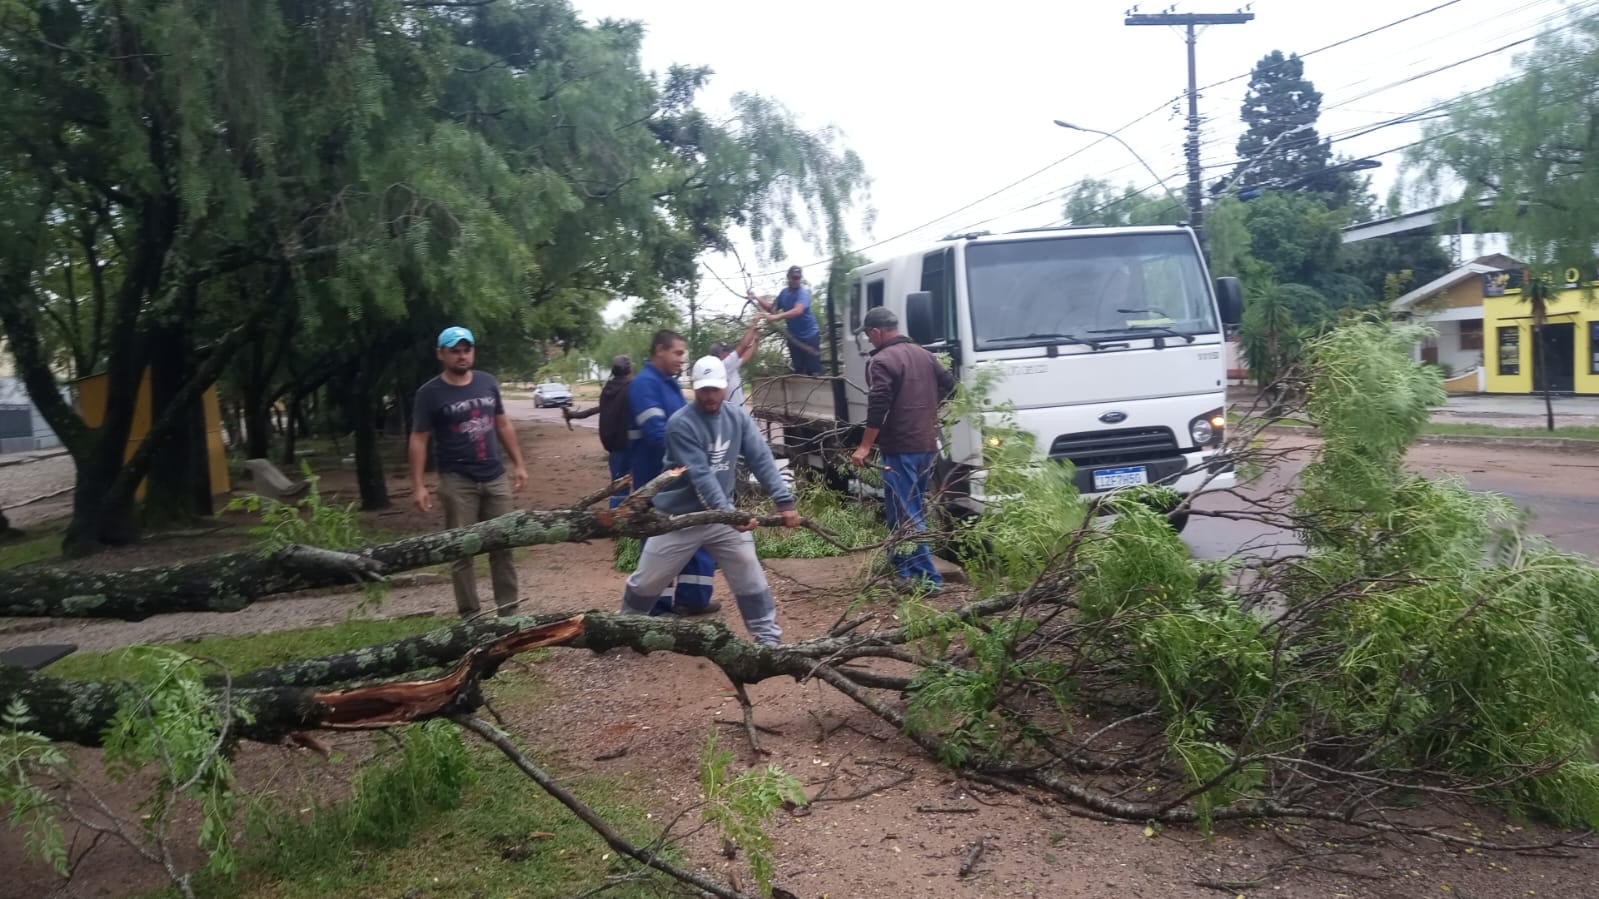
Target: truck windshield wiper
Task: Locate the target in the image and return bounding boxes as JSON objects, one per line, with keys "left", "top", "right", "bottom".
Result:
{"left": 984, "top": 332, "right": 1105, "bottom": 350}
{"left": 1116, "top": 306, "right": 1170, "bottom": 317}
{"left": 1086, "top": 326, "right": 1196, "bottom": 345}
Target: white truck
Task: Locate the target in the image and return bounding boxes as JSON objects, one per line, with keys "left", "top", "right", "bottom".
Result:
{"left": 748, "top": 225, "right": 1242, "bottom": 529}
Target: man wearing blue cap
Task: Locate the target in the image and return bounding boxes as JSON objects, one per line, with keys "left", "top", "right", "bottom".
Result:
{"left": 409, "top": 326, "right": 528, "bottom": 618}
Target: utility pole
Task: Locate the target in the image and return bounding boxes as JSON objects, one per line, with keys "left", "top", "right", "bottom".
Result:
{"left": 1125, "top": 9, "right": 1254, "bottom": 248}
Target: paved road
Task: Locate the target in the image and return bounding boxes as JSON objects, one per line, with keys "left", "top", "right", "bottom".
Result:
{"left": 1185, "top": 437, "right": 1599, "bottom": 561}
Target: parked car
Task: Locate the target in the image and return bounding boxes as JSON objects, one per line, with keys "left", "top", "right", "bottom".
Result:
{"left": 532, "top": 381, "right": 573, "bottom": 408}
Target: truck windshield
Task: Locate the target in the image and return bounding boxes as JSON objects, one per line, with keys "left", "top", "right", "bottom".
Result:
{"left": 966, "top": 234, "right": 1218, "bottom": 351}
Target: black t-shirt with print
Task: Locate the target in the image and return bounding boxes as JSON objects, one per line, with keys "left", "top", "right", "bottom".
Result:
{"left": 412, "top": 371, "right": 507, "bottom": 481}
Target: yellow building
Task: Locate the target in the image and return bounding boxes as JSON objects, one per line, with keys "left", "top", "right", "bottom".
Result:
{"left": 76, "top": 370, "right": 231, "bottom": 501}
{"left": 1392, "top": 255, "right": 1599, "bottom": 396}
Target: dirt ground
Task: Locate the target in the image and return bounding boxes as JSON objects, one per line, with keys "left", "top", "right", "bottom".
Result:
{"left": 5, "top": 414, "right": 1599, "bottom": 898}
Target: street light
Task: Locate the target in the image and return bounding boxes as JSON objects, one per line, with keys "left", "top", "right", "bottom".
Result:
{"left": 1053, "top": 120, "right": 1183, "bottom": 210}
{"left": 1236, "top": 158, "right": 1383, "bottom": 200}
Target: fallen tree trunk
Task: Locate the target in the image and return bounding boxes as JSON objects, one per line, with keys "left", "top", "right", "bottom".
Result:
{"left": 0, "top": 470, "right": 840, "bottom": 620}
{"left": 2, "top": 589, "right": 1009, "bottom": 747}
{"left": 2, "top": 616, "right": 588, "bottom": 745}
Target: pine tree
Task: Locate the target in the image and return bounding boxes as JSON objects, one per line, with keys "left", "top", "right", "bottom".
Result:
{"left": 1232, "top": 51, "right": 1331, "bottom": 190}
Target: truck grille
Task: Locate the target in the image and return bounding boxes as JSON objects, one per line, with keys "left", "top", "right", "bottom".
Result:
{"left": 1048, "top": 427, "right": 1180, "bottom": 467}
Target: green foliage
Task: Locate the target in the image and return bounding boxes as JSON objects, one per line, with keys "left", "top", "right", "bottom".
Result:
{"left": 226, "top": 462, "right": 365, "bottom": 551}
{"left": 941, "top": 364, "right": 1090, "bottom": 594}
{"left": 1295, "top": 321, "right": 1446, "bottom": 537}
{"left": 0, "top": 700, "right": 68, "bottom": 875}
{"left": 1238, "top": 274, "right": 1317, "bottom": 388}
{"left": 698, "top": 731, "right": 805, "bottom": 897}
{"left": 102, "top": 649, "right": 247, "bottom": 876}
{"left": 1062, "top": 178, "right": 1185, "bottom": 227}
{"left": 909, "top": 319, "right": 1599, "bottom": 829}
{"left": 1410, "top": 9, "right": 1599, "bottom": 271}
{"left": 0, "top": 0, "right": 869, "bottom": 550}
{"left": 188, "top": 714, "right": 668, "bottom": 899}
{"left": 753, "top": 482, "right": 887, "bottom": 559}
{"left": 226, "top": 462, "right": 384, "bottom": 606}
{"left": 241, "top": 722, "right": 476, "bottom": 871}
{"left": 614, "top": 536, "right": 642, "bottom": 573}
{"left": 1233, "top": 51, "right": 1331, "bottom": 188}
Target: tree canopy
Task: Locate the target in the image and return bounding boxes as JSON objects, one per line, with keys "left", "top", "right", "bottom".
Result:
{"left": 1232, "top": 50, "right": 1332, "bottom": 190}
{"left": 1410, "top": 9, "right": 1599, "bottom": 271}
{"left": 0, "top": 0, "right": 867, "bottom": 553}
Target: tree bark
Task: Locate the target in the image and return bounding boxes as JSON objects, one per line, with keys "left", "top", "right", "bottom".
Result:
{"left": 0, "top": 616, "right": 586, "bottom": 746}
{"left": 0, "top": 485, "right": 763, "bottom": 620}
{"left": 144, "top": 320, "right": 214, "bottom": 526}
{"left": 349, "top": 358, "right": 390, "bottom": 511}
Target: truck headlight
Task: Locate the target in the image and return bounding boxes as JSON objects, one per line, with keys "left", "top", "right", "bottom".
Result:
{"left": 1189, "top": 408, "right": 1225, "bottom": 447}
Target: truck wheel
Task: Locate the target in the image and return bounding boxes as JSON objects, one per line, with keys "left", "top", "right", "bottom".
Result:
{"left": 1165, "top": 511, "right": 1190, "bottom": 534}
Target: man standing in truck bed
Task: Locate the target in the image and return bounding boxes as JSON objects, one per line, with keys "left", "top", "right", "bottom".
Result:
{"left": 748, "top": 265, "right": 822, "bottom": 374}
{"left": 849, "top": 306, "right": 956, "bottom": 595}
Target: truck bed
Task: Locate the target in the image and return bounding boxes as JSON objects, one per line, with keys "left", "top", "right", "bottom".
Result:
{"left": 747, "top": 374, "right": 859, "bottom": 426}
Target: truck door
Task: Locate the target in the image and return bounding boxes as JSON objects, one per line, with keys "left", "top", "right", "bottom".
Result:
{"left": 844, "top": 275, "right": 886, "bottom": 423}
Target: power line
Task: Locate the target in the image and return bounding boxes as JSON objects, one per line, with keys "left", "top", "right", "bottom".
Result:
{"left": 1195, "top": 0, "right": 1465, "bottom": 94}
{"left": 758, "top": 0, "right": 1584, "bottom": 276}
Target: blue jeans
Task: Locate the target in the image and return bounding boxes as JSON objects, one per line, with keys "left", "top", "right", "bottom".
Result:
{"left": 880, "top": 451, "right": 941, "bottom": 585}
{"left": 607, "top": 448, "right": 631, "bottom": 508}
{"left": 790, "top": 334, "right": 822, "bottom": 374}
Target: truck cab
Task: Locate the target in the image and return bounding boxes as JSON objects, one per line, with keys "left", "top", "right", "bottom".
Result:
{"left": 753, "top": 225, "right": 1243, "bottom": 520}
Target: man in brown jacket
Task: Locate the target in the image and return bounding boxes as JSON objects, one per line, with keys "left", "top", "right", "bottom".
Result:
{"left": 849, "top": 306, "right": 957, "bottom": 593}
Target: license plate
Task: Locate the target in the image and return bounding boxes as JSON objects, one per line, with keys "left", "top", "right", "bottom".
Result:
{"left": 1092, "top": 466, "right": 1148, "bottom": 490}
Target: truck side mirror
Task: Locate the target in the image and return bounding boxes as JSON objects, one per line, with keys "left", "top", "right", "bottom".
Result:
{"left": 1215, "top": 277, "right": 1243, "bottom": 327}
{"left": 905, "top": 291, "right": 937, "bottom": 344}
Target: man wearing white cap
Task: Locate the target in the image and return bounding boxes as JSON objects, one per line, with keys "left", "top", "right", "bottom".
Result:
{"left": 617, "top": 355, "right": 801, "bottom": 645}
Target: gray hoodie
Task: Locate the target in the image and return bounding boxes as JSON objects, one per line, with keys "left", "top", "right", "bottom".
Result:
{"left": 653, "top": 402, "right": 795, "bottom": 515}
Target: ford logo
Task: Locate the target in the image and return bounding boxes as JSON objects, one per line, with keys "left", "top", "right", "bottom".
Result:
{"left": 1099, "top": 411, "right": 1128, "bottom": 424}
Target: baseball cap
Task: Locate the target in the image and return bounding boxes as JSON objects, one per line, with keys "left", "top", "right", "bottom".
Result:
{"left": 610, "top": 354, "right": 632, "bottom": 377}
{"left": 437, "top": 326, "right": 475, "bottom": 348}
{"left": 862, "top": 306, "right": 898, "bottom": 330}
{"left": 691, "top": 355, "right": 729, "bottom": 391}
{"left": 786, "top": 265, "right": 803, "bottom": 277}
{"left": 708, "top": 340, "right": 733, "bottom": 356}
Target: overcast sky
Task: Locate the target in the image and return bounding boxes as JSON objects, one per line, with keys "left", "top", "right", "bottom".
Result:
{"left": 571, "top": 0, "right": 1577, "bottom": 315}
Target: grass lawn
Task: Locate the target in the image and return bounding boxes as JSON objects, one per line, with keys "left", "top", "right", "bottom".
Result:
{"left": 0, "top": 523, "right": 65, "bottom": 570}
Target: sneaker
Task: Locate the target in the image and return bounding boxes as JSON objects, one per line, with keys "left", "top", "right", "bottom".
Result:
{"left": 670, "top": 600, "right": 722, "bottom": 616}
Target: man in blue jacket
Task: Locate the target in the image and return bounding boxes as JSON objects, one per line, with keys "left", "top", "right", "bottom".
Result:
{"left": 628, "top": 330, "right": 718, "bottom": 615}
{"left": 618, "top": 355, "right": 801, "bottom": 645}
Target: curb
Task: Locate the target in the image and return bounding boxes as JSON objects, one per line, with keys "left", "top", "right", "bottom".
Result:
{"left": 1262, "top": 424, "right": 1599, "bottom": 452}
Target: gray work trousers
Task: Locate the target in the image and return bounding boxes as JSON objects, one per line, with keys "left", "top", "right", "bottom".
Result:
{"left": 437, "top": 472, "right": 519, "bottom": 617}
{"left": 618, "top": 523, "right": 781, "bottom": 645}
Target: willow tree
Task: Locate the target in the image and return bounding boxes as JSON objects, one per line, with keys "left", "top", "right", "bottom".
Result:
{"left": 0, "top": 0, "right": 466, "bottom": 548}
{"left": 218, "top": 3, "right": 870, "bottom": 497}
{"left": 1410, "top": 8, "right": 1599, "bottom": 393}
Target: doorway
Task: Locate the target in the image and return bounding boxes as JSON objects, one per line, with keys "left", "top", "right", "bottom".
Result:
{"left": 1533, "top": 321, "right": 1576, "bottom": 393}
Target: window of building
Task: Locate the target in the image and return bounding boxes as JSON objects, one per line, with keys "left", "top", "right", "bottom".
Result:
{"left": 1459, "top": 320, "right": 1483, "bottom": 351}
{"left": 1497, "top": 326, "right": 1520, "bottom": 375}
{"left": 1591, "top": 321, "right": 1599, "bottom": 375}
